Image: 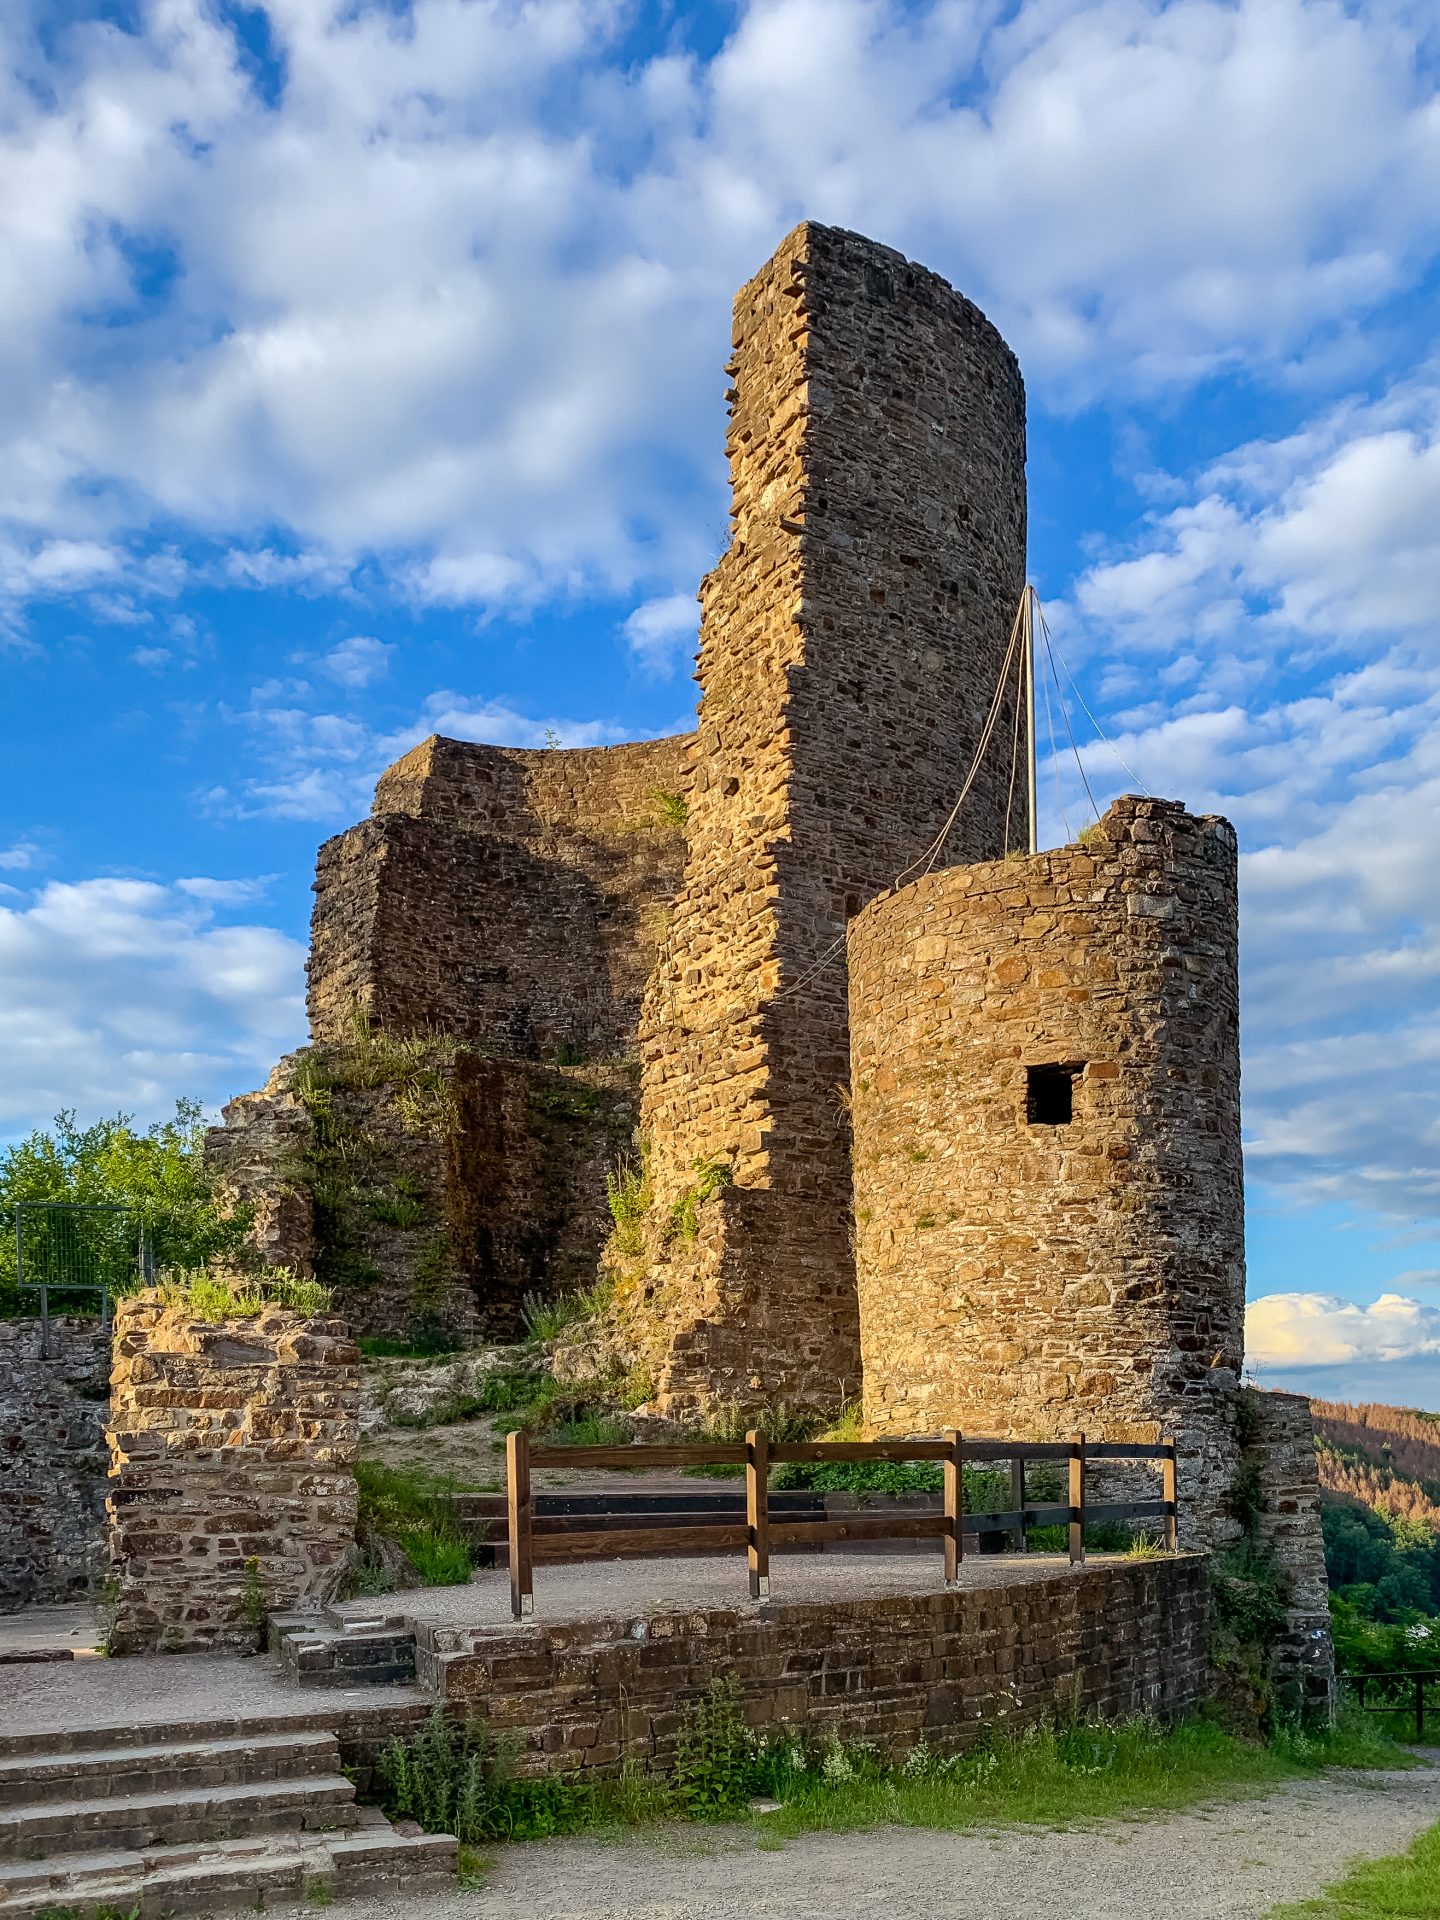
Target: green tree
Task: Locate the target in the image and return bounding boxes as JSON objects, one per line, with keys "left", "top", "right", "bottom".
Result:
{"left": 0, "top": 1101, "right": 249, "bottom": 1315}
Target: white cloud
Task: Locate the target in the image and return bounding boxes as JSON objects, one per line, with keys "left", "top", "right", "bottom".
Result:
{"left": 229, "top": 684, "right": 640, "bottom": 824}
{"left": 321, "top": 635, "right": 392, "bottom": 690}
{"left": 623, "top": 593, "right": 700, "bottom": 677}
{"left": 0, "top": 840, "right": 44, "bottom": 872}
{"left": 1, "top": 0, "right": 1437, "bottom": 627}
{"left": 0, "top": 875, "right": 305, "bottom": 1137}
{"left": 129, "top": 644, "right": 171, "bottom": 668}
{"left": 1247, "top": 1291, "right": 1440, "bottom": 1368}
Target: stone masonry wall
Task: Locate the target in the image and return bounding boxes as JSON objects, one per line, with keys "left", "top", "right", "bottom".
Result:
{"left": 205, "top": 1052, "right": 637, "bottom": 1340}
{"left": 623, "top": 221, "right": 1027, "bottom": 1414}
{"left": 0, "top": 1317, "right": 110, "bottom": 1611}
{"left": 1250, "top": 1389, "right": 1336, "bottom": 1718}
{"left": 848, "top": 796, "right": 1245, "bottom": 1548}
{"left": 308, "top": 734, "right": 690, "bottom": 1061}
{"left": 433, "top": 1556, "right": 1209, "bottom": 1774}
{"left": 106, "top": 1293, "right": 359, "bottom": 1653}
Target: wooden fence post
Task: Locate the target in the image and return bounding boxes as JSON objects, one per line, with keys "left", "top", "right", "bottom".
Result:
{"left": 1068, "top": 1433, "right": 1086, "bottom": 1566}
{"left": 747, "top": 1429, "right": 770, "bottom": 1599}
{"left": 943, "top": 1430, "right": 963, "bottom": 1587}
{"left": 507, "top": 1427, "right": 533, "bottom": 1619}
{"left": 1162, "top": 1435, "right": 1179, "bottom": 1553}
{"left": 1011, "top": 1455, "right": 1027, "bottom": 1553}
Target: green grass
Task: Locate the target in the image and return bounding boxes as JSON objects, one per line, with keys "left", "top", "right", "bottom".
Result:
{"left": 352, "top": 1460, "right": 474, "bottom": 1588}
{"left": 367, "top": 1694, "right": 1409, "bottom": 1853}
{"left": 153, "top": 1267, "right": 331, "bottom": 1319}
{"left": 356, "top": 1326, "right": 462, "bottom": 1359}
{"left": 1266, "top": 1819, "right": 1440, "bottom": 1917}
{"left": 749, "top": 1711, "right": 1402, "bottom": 1840}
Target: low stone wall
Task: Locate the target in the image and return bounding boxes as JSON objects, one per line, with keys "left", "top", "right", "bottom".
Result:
{"left": 0, "top": 1317, "right": 111, "bottom": 1612}
{"left": 431, "top": 1556, "right": 1209, "bottom": 1773}
{"left": 1250, "top": 1390, "right": 1336, "bottom": 1718}
{"left": 106, "top": 1293, "right": 359, "bottom": 1654}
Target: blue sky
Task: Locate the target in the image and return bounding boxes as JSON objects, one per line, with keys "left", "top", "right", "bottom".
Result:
{"left": 2, "top": 0, "right": 1439, "bottom": 1407}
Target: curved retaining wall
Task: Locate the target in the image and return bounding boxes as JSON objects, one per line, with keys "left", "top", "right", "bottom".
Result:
{"left": 847, "top": 795, "right": 1245, "bottom": 1544}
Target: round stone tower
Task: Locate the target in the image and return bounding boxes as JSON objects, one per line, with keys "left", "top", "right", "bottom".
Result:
{"left": 846, "top": 795, "right": 1245, "bottom": 1544}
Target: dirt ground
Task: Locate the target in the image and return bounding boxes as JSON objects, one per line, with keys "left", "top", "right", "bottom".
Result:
{"left": 275, "top": 1756, "right": 1440, "bottom": 1920}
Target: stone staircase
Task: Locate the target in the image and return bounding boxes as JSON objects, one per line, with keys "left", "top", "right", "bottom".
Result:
{"left": 269, "top": 1609, "right": 419, "bottom": 1688}
{"left": 0, "top": 1721, "right": 455, "bottom": 1917}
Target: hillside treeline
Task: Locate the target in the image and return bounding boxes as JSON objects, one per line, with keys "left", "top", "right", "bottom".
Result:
{"left": 1312, "top": 1401, "right": 1440, "bottom": 1499}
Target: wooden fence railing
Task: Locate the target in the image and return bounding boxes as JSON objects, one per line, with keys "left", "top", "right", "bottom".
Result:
{"left": 504, "top": 1430, "right": 1178, "bottom": 1619}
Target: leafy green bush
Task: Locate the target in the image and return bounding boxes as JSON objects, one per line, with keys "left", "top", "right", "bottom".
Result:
{"left": 671, "top": 1679, "right": 759, "bottom": 1818}
{"left": 0, "top": 1101, "right": 251, "bottom": 1316}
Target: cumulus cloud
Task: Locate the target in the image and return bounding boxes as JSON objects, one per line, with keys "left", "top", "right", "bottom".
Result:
{"left": 0, "top": 875, "right": 305, "bottom": 1137}
{"left": 622, "top": 593, "right": 699, "bottom": 677}
{"left": 1, "top": 0, "right": 1437, "bottom": 630}
{"left": 1247, "top": 1292, "right": 1440, "bottom": 1368}
{"left": 229, "top": 685, "right": 639, "bottom": 824}
{"left": 321, "top": 635, "right": 393, "bottom": 690}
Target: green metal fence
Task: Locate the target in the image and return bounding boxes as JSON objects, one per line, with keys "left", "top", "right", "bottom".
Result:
{"left": 15, "top": 1201, "right": 151, "bottom": 1355}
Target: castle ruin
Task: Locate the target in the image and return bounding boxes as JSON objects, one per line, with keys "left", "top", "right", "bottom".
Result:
{"left": 211, "top": 226, "right": 1327, "bottom": 1656}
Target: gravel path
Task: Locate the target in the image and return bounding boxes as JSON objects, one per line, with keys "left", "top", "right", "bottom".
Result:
{"left": 284, "top": 1761, "right": 1440, "bottom": 1920}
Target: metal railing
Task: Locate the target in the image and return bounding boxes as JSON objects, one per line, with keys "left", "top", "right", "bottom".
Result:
{"left": 14, "top": 1201, "right": 151, "bottom": 1356}
{"left": 503, "top": 1430, "right": 1179, "bottom": 1618}
{"left": 1345, "top": 1670, "right": 1440, "bottom": 1739}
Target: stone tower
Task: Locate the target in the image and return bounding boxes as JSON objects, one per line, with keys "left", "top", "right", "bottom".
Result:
{"left": 846, "top": 796, "right": 1247, "bottom": 1544}
{"left": 623, "top": 222, "right": 1027, "bottom": 1414}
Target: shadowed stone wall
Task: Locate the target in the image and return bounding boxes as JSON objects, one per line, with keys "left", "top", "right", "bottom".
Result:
{"left": 1251, "top": 1389, "right": 1336, "bottom": 1717}
{"left": 848, "top": 796, "right": 1246, "bottom": 1547}
{"left": 622, "top": 220, "right": 1027, "bottom": 1414}
{"left": 433, "top": 1557, "right": 1209, "bottom": 1772}
{"left": 0, "top": 1318, "right": 110, "bottom": 1611}
{"left": 308, "top": 734, "right": 690, "bottom": 1061}
{"left": 106, "top": 1293, "right": 359, "bottom": 1653}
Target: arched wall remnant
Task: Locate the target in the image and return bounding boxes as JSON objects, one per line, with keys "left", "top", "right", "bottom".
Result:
{"left": 847, "top": 795, "right": 1245, "bottom": 1544}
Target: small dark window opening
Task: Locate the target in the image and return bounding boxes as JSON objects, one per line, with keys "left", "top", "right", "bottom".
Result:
{"left": 1027, "top": 1063, "right": 1080, "bottom": 1126}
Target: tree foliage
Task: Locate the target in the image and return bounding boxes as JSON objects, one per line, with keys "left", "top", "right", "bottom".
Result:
{"left": 0, "top": 1101, "right": 249, "bottom": 1314}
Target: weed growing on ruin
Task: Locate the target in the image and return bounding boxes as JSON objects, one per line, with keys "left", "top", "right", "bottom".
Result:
{"left": 366, "top": 1188, "right": 426, "bottom": 1229}
{"left": 606, "top": 1151, "right": 651, "bottom": 1256}
{"left": 155, "top": 1267, "right": 331, "bottom": 1318}
{"left": 520, "top": 1277, "right": 614, "bottom": 1344}
{"left": 667, "top": 1155, "right": 734, "bottom": 1243}
{"left": 648, "top": 788, "right": 690, "bottom": 828}
{"left": 357, "top": 1325, "right": 462, "bottom": 1359}
{"left": 352, "top": 1461, "right": 473, "bottom": 1588}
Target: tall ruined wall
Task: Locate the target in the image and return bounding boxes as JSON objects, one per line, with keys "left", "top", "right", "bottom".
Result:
{"left": 848, "top": 796, "right": 1245, "bottom": 1546}
{"left": 308, "top": 734, "right": 690, "bottom": 1060}
{"left": 624, "top": 221, "right": 1027, "bottom": 1414}
{"left": 1249, "top": 1390, "right": 1336, "bottom": 1718}
{"left": 205, "top": 1049, "right": 638, "bottom": 1340}
{"left": 0, "top": 1318, "right": 110, "bottom": 1611}
{"left": 106, "top": 1293, "right": 358, "bottom": 1653}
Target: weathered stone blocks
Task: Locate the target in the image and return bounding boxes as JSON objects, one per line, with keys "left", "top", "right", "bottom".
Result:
{"left": 437, "top": 1557, "right": 1210, "bottom": 1773}
{"left": 849, "top": 795, "right": 1245, "bottom": 1546}
{"left": 624, "top": 221, "right": 1027, "bottom": 1413}
{"left": 0, "top": 1317, "right": 110, "bottom": 1611}
{"left": 105, "top": 1293, "right": 359, "bottom": 1653}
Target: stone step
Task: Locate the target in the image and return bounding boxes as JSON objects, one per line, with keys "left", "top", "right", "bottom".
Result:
{"left": 0, "top": 1819, "right": 457, "bottom": 1917}
{"left": 0, "top": 1728, "right": 340, "bottom": 1809}
{"left": 0, "top": 1772, "right": 357, "bottom": 1861}
{"left": 269, "top": 1612, "right": 418, "bottom": 1688}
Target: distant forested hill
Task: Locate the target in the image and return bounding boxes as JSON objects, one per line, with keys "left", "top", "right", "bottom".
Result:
{"left": 1309, "top": 1399, "right": 1440, "bottom": 1645}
